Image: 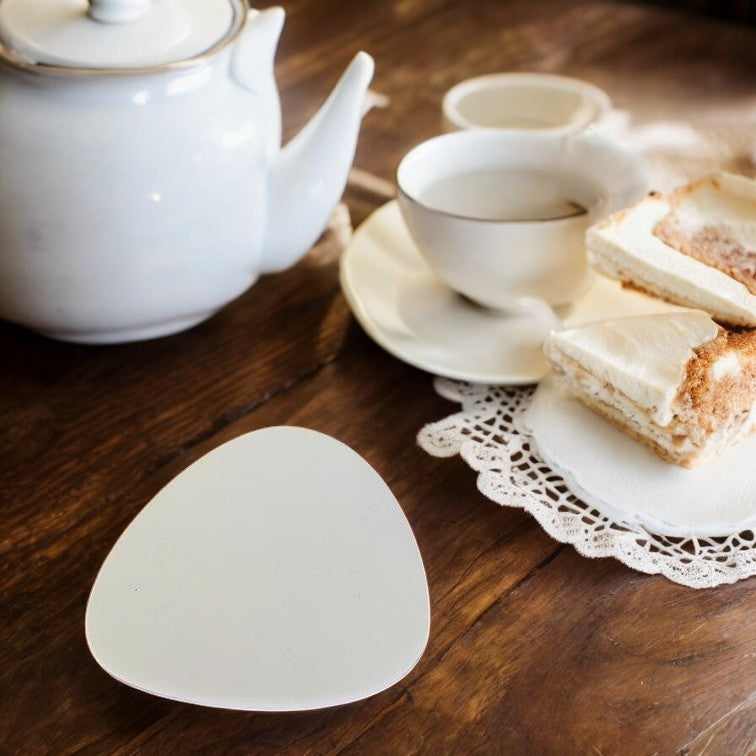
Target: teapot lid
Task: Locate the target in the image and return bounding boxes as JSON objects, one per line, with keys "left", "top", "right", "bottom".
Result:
{"left": 0, "top": 0, "right": 243, "bottom": 70}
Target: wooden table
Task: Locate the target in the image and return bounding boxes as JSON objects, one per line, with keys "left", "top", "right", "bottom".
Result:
{"left": 2, "top": 1, "right": 755, "bottom": 752}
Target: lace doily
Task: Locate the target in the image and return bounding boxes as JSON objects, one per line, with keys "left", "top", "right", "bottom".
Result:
{"left": 418, "top": 378, "right": 756, "bottom": 589}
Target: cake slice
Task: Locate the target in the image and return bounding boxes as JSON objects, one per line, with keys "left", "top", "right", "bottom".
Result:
{"left": 544, "top": 310, "right": 756, "bottom": 467}
{"left": 587, "top": 173, "right": 756, "bottom": 328}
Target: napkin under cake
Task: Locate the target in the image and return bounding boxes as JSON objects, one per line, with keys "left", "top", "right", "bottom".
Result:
{"left": 544, "top": 310, "right": 756, "bottom": 467}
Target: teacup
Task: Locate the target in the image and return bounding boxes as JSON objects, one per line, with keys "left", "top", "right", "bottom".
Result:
{"left": 396, "top": 129, "right": 647, "bottom": 318}
{"left": 442, "top": 73, "right": 611, "bottom": 134}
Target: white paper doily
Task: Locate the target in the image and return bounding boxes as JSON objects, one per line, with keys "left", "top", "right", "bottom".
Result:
{"left": 418, "top": 378, "right": 756, "bottom": 588}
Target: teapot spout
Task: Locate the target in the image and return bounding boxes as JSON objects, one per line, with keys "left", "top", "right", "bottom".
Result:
{"left": 260, "top": 52, "right": 374, "bottom": 274}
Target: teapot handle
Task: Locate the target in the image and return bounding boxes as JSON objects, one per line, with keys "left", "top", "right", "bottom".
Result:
{"left": 230, "top": 7, "right": 285, "bottom": 160}
{"left": 88, "top": 0, "right": 150, "bottom": 23}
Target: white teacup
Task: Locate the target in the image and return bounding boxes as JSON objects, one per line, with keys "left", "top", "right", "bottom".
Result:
{"left": 396, "top": 129, "right": 647, "bottom": 319}
{"left": 442, "top": 73, "right": 611, "bottom": 134}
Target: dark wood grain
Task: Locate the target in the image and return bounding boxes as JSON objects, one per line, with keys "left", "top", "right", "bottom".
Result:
{"left": 2, "top": 1, "right": 755, "bottom": 753}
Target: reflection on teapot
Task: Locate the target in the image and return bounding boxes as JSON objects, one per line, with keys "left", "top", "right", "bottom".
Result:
{"left": 0, "top": 0, "right": 374, "bottom": 343}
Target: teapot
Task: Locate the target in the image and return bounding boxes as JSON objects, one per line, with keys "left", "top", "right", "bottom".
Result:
{"left": 0, "top": 0, "right": 374, "bottom": 343}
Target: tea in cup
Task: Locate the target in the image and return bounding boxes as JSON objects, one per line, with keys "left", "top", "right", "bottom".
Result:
{"left": 396, "top": 129, "right": 647, "bottom": 317}
{"left": 442, "top": 73, "right": 611, "bottom": 134}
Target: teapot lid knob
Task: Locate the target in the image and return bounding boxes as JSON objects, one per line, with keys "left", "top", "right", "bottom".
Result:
{"left": 88, "top": 0, "right": 150, "bottom": 24}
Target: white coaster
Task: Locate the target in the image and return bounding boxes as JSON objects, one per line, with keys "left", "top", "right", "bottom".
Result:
{"left": 86, "top": 427, "right": 430, "bottom": 711}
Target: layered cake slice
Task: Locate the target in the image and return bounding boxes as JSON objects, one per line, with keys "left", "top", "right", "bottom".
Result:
{"left": 544, "top": 310, "right": 756, "bottom": 467}
{"left": 587, "top": 173, "right": 756, "bottom": 327}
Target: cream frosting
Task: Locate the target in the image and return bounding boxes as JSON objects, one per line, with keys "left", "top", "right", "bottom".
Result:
{"left": 669, "top": 173, "right": 756, "bottom": 252}
{"left": 587, "top": 194, "right": 756, "bottom": 326}
{"left": 546, "top": 310, "right": 720, "bottom": 426}
{"left": 711, "top": 352, "right": 741, "bottom": 381}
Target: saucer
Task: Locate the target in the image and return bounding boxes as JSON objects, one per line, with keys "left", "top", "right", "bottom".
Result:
{"left": 340, "top": 201, "right": 681, "bottom": 384}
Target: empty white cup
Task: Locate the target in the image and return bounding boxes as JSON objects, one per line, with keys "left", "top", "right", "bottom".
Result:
{"left": 396, "top": 129, "right": 647, "bottom": 317}
{"left": 443, "top": 73, "right": 611, "bottom": 134}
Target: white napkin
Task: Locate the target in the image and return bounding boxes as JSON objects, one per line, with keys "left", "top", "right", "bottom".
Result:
{"left": 522, "top": 375, "right": 756, "bottom": 537}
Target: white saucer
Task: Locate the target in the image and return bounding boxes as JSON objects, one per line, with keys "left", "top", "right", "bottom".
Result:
{"left": 340, "top": 201, "right": 682, "bottom": 384}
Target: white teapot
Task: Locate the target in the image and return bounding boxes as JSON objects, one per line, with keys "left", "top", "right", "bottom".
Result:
{"left": 0, "top": 0, "right": 374, "bottom": 343}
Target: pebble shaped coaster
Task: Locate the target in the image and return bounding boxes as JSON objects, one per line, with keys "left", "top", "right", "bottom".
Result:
{"left": 86, "top": 426, "right": 430, "bottom": 711}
